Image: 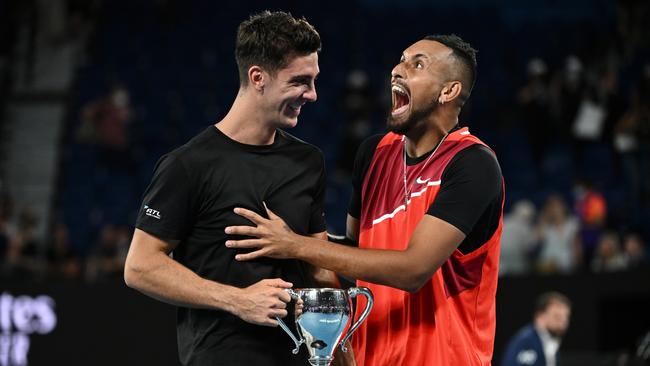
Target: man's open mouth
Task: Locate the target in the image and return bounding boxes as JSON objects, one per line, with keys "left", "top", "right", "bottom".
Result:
{"left": 391, "top": 84, "right": 410, "bottom": 116}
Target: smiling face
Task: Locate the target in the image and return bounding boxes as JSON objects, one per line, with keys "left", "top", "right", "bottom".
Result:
{"left": 387, "top": 40, "right": 454, "bottom": 134}
{"left": 260, "top": 52, "right": 319, "bottom": 129}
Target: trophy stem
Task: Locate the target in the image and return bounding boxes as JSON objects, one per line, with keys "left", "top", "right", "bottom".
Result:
{"left": 308, "top": 357, "right": 333, "bottom": 366}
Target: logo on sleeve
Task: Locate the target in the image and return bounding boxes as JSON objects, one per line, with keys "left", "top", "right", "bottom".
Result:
{"left": 516, "top": 350, "right": 538, "bottom": 365}
{"left": 144, "top": 204, "right": 161, "bottom": 220}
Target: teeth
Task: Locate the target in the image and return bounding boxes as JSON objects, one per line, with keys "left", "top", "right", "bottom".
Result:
{"left": 392, "top": 85, "right": 408, "bottom": 95}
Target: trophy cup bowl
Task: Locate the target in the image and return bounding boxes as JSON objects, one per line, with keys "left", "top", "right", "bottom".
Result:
{"left": 276, "top": 287, "right": 373, "bottom": 366}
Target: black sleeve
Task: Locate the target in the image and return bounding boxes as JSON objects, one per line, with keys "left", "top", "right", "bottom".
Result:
{"left": 135, "top": 154, "right": 197, "bottom": 241}
{"left": 308, "top": 153, "right": 327, "bottom": 234}
{"left": 348, "top": 134, "right": 384, "bottom": 219}
{"left": 427, "top": 145, "right": 503, "bottom": 253}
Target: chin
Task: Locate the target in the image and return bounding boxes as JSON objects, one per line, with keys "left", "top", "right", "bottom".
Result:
{"left": 387, "top": 112, "right": 413, "bottom": 135}
{"left": 548, "top": 329, "right": 566, "bottom": 338}
{"left": 387, "top": 102, "right": 436, "bottom": 135}
{"left": 277, "top": 116, "right": 299, "bottom": 129}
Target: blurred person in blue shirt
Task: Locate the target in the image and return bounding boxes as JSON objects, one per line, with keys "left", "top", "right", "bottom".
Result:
{"left": 501, "top": 292, "right": 572, "bottom": 366}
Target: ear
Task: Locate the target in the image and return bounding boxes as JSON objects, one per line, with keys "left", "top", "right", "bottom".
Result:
{"left": 248, "top": 65, "right": 266, "bottom": 92}
{"left": 437, "top": 81, "right": 462, "bottom": 104}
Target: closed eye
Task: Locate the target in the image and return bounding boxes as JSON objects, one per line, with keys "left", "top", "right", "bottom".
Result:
{"left": 289, "top": 75, "right": 317, "bottom": 86}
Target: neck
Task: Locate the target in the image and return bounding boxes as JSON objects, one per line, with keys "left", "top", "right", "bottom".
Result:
{"left": 215, "top": 88, "right": 276, "bottom": 145}
{"left": 404, "top": 112, "right": 458, "bottom": 157}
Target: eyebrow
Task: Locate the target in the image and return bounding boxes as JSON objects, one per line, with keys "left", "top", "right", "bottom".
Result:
{"left": 401, "top": 53, "right": 430, "bottom": 61}
{"left": 288, "top": 73, "right": 319, "bottom": 82}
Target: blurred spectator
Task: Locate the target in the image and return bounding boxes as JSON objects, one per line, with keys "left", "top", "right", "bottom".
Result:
{"left": 594, "top": 67, "right": 626, "bottom": 144}
{"left": 573, "top": 180, "right": 608, "bottom": 266}
{"left": 85, "top": 225, "right": 129, "bottom": 282}
{"left": 550, "top": 55, "right": 586, "bottom": 141}
{"left": 622, "top": 233, "right": 646, "bottom": 270}
{"left": 500, "top": 200, "right": 538, "bottom": 276}
{"left": 536, "top": 195, "right": 581, "bottom": 274}
{"left": 500, "top": 292, "right": 572, "bottom": 366}
{"left": 614, "top": 65, "right": 650, "bottom": 225}
{"left": 336, "top": 69, "right": 376, "bottom": 178}
{"left": 518, "top": 58, "right": 551, "bottom": 164}
{"left": 77, "top": 84, "right": 133, "bottom": 164}
{"left": 570, "top": 70, "right": 619, "bottom": 146}
{"left": 591, "top": 231, "right": 626, "bottom": 272}
{"left": 46, "top": 224, "right": 81, "bottom": 279}
{"left": 7, "top": 208, "right": 41, "bottom": 276}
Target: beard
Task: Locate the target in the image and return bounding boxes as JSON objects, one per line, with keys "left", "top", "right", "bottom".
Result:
{"left": 386, "top": 100, "right": 438, "bottom": 135}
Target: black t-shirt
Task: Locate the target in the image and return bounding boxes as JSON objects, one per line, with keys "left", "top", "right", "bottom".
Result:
{"left": 136, "top": 126, "right": 326, "bottom": 366}
{"left": 349, "top": 132, "right": 503, "bottom": 254}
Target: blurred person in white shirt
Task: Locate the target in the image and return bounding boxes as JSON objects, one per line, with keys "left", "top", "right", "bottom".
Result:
{"left": 500, "top": 200, "right": 537, "bottom": 276}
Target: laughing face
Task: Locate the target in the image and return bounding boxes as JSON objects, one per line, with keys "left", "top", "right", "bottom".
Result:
{"left": 387, "top": 40, "right": 454, "bottom": 134}
{"left": 261, "top": 52, "right": 319, "bottom": 129}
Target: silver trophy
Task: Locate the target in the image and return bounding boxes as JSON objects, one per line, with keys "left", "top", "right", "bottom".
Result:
{"left": 276, "top": 287, "right": 373, "bottom": 366}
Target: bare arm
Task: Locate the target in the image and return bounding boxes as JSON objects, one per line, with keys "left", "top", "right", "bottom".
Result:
{"left": 124, "top": 228, "right": 292, "bottom": 326}
{"left": 308, "top": 231, "right": 341, "bottom": 288}
{"left": 225, "top": 207, "right": 465, "bottom": 293}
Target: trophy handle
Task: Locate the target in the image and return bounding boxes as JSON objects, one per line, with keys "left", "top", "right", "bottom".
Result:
{"left": 339, "top": 287, "right": 374, "bottom": 352}
{"left": 275, "top": 289, "right": 304, "bottom": 354}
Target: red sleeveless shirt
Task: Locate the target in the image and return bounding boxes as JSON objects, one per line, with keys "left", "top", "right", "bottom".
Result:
{"left": 352, "top": 127, "right": 504, "bottom": 366}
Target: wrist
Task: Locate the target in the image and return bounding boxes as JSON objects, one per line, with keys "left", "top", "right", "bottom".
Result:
{"left": 209, "top": 280, "right": 242, "bottom": 315}
{"left": 291, "top": 232, "right": 308, "bottom": 259}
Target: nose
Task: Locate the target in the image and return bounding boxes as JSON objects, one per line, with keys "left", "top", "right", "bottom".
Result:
{"left": 303, "top": 82, "right": 317, "bottom": 102}
{"left": 391, "top": 63, "right": 405, "bottom": 82}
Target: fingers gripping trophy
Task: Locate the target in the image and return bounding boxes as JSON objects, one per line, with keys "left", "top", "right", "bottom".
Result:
{"left": 276, "top": 287, "right": 373, "bottom": 366}
{"left": 224, "top": 206, "right": 374, "bottom": 365}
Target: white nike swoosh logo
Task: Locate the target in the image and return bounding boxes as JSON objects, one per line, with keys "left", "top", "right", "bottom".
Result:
{"left": 416, "top": 177, "right": 430, "bottom": 184}
{"left": 372, "top": 179, "right": 442, "bottom": 225}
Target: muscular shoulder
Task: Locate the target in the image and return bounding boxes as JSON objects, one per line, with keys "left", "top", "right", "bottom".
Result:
{"left": 428, "top": 143, "right": 503, "bottom": 244}
{"left": 443, "top": 144, "right": 502, "bottom": 189}
{"left": 447, "top": 144, "right": 500, "bottom": 175}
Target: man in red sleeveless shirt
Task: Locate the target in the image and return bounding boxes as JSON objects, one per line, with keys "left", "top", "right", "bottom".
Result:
{"left": 226, "top": 34, "right": 504, "bottom": 365}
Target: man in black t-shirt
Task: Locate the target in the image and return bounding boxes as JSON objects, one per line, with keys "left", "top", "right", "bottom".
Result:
{"left": 124, "top": 12, "right": 347, "bottom": 366}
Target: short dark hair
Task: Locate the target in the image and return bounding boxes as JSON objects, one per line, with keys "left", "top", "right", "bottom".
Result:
{"left": 235, "top": 11, "right": 321, "bottom": 87}
{"left": 423, "top": 34, "right": 477, "bottom": 102}
{"left": 534, "top": 292, "right": 571, "bottom": 315}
